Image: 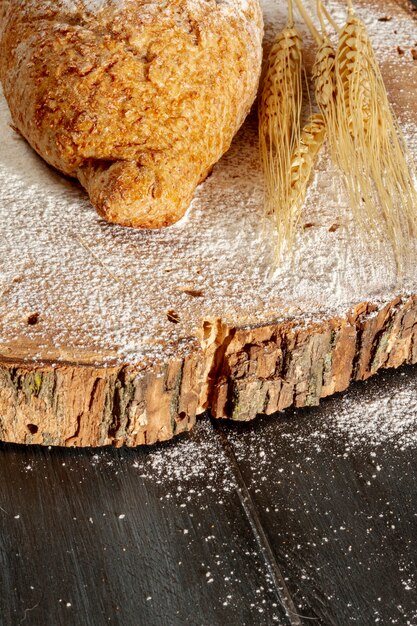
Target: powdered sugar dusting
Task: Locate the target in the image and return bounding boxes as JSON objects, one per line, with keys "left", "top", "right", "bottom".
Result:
{"left": 0, "top": 0, "right": 416, "bottom": 366}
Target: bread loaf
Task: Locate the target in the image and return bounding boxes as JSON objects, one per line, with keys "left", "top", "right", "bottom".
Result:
{"left": 0, "top": 0, "right": 263, "bottom": 228}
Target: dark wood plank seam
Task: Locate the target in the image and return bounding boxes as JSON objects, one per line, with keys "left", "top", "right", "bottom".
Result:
{"left": 212, "top": 420, "right": 309, "bottom": 626}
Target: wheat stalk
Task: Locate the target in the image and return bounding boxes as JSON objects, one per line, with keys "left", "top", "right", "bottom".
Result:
{"left": 294, "top": 0, "right": 339, "bottom": 186}
{"left": 291, "top": 0, "right": 339, "bottom": 238}
{"left": 335, "top": 3, "right": 417, "bottom": 264}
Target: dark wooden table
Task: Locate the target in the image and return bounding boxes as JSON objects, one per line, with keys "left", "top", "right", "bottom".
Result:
{"left": 1, "top": 365, "right": 417, "bottom": 625}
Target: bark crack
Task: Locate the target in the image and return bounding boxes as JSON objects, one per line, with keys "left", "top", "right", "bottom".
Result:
{"left": 64, "top": 412, "right": 82, "bottom": 445}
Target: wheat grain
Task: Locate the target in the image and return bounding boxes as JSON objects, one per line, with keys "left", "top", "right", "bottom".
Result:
{"left": 259, "top": 17, "right": 303, "bottom": 262}
{"left": 289, "top": 113, "right": 326, "bottom": 223}
{"left": 335, "top": 15, "right": 378, "bottom": 232}
{"left": 298, "top": 0, "right": 338, "bottom": 190}
{"left": 337, "top": 17, "right": 373, "bottom": 138}
{"left": 313, "top": 38, "right": 337, "bottom": 129}
{"left": 293, "top": 0, "right": 338, "bottom": 136}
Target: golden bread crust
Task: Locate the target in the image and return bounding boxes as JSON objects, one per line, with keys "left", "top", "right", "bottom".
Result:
{"left": 0, "top": 0, "right": 263, "bottom": 227}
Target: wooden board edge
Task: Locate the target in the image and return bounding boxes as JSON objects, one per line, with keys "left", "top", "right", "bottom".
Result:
{"left": 0, "top": 294, "right": 416, "bottom": 447}
{"left": 208, "top": 296, "right": 417, "bottom": 421}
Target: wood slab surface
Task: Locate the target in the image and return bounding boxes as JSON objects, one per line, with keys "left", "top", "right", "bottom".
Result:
{"left": 0, "top": 0, "right": 416, "bottom": 446}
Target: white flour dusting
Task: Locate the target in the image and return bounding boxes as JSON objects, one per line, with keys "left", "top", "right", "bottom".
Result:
{"left": 132, "top": 419, "right": 238, "bottom": 494}
{"left": 323, "top": 376, "right": 417, "bottom": 451}
{"left": 13, "top": 369, "right": 417, "bottom": 624}
{"left": 229, "top": 370, "right": 417, "bottom": 470}
{"left": 0, "top": 0, "right": 416, "bottom": 366}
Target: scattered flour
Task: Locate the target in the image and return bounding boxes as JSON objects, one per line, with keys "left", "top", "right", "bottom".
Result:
{"left": 132, "top": 418, "right": 239, "bottom": 498}
{"left": 229, "top": 369, "right": 417, "bottom": 470}
{"left": 12, "top": 366, "right": 417, "bottom": 623}
{"left": 325, "top": 378, "right": 417, "bottom": 451}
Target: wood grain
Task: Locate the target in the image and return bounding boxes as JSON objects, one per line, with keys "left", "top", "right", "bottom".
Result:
{"left": 0, "top": 419, "right": 289, "bottom": 626}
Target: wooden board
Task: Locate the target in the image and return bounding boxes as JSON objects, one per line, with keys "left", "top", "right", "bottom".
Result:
{"left": 1, "top": 364, "right": 417, "bottom": 625}
{"left": 0, "top": 0, "right": 417, "bottom": 446}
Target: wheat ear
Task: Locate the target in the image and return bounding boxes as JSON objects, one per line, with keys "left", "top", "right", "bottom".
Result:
{"left": 289, "top": 113, "right": 327, "bottom": 221}
{"left": 294, "top": 0, "right": 339, "bottom": 212}
{"left": 293, "top": 0, "right": 337, "bottom": 180}
{"left": 336, "top": 4, "right": 417, "bottom": 261}
{"left": 259, "top": 3, "right": 303, "bottom": 262}
{"left": 313, "top": 38, "right": 337, "bottom": 133}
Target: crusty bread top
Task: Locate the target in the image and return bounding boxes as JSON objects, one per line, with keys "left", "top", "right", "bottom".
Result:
{"left": 0, "top": 0, "right": 263, "bottom": 227}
